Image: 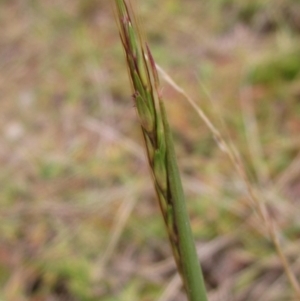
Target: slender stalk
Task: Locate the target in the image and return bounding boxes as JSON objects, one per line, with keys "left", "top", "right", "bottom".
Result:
{"left": 113, "top": 1, "right": 208, "bottom": 300}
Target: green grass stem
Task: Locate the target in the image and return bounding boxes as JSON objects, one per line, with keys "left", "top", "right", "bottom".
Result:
{"left": 113, "top": 1, "right": 208, "bottom": 300}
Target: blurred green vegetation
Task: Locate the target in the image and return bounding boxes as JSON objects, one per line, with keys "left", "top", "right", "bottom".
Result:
{"left": 1, "top": 0, "right": 300, "bottom": 300}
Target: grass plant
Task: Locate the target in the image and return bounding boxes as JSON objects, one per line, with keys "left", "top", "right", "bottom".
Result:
{"left": 114, "top": 0, "right": 300, "bottom": 300}
{"left": 114, "top": 0, "right": 208, "bottom": 300}
{"left": 2, "top": 1, "right": 300, "bottom": 300}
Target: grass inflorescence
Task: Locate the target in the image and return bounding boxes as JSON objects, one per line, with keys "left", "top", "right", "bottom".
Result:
{"left": 114, "top": 0, "right": 208, "bottom": 300}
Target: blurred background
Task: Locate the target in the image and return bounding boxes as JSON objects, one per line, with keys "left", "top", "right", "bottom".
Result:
{"left": 1, "top": 0, "right": 300, "bottom": 300}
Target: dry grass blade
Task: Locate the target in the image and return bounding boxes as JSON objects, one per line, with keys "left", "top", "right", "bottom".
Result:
{"left": 113, "top": 0, "right": 208, "bottom": 300}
